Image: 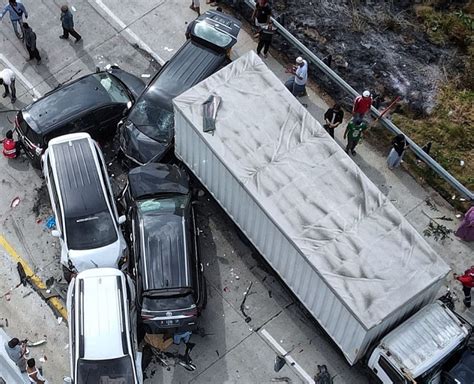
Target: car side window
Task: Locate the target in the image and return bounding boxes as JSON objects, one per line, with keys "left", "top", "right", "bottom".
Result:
{"left": 47, "top": 159, "right": 63, "bottom": 233}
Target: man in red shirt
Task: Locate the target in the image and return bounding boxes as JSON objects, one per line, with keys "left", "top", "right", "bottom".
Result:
{"left": 352, "top": 90, "right": 372, "bottom": 119}
{"left": 455, "top": 266, "right": 474, "bottom": 308}
{"left": 2, "top": 130, "right": 18, "bottom": 158}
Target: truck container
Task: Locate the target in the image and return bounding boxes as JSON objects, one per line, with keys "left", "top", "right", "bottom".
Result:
{"left": 173, "top": 51, "right": 451, "bottom": 365}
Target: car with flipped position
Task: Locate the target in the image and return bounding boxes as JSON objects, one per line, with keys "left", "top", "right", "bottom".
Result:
{"left": 119, "top": 10, "right": 241, "bottom": 165}
{"left": 15, "top": 65, "right": 145, "bottom": 168}
{"left": 122, "top": 163, "right": 206, "bottom": 333}
{"left": 66, "top": 268, "right": 142, "bottom": 384}
{"left": 42, "top": 133, "right": 127, "bottom": 281}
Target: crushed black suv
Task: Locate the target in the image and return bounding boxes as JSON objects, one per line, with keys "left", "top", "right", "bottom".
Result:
{"left": 15, "top": 66, "right": 145, "bottom": 168}
{"left": 122, "top": 163, "right": 206, "bottom": 333}
{"left": 119, "top": 10, "right": 241, "bottom": 165}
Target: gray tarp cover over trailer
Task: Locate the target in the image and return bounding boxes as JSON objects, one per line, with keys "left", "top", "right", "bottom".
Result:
{"left": 172, "top": 51, "right": 450, "bottom": 364}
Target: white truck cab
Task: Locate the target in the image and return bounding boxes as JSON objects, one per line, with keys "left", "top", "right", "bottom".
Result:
{"left": 367, "top": 302, "right": 471, "bottom": 384}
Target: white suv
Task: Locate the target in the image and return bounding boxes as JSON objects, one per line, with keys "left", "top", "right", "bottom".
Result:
{"left": 66, "top": 268, "right": 142, "bottom": 383}
{"left": 42, "top": 133, "right": 127, "bottom": 280}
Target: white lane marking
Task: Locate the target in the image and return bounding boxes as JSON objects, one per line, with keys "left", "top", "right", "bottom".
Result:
{"left": 93, "top": 0, "right": 166, "bottom": 65}
{"left": 0, "top": 54, "right": 42, "bottom": 99}
{"left": 260, "top": 329, "right": 315, "bottom": 384}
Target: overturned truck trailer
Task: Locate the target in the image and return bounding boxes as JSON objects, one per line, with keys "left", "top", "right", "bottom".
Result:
{"left": 173, "top": 51, "right": 450, "bottom": 365}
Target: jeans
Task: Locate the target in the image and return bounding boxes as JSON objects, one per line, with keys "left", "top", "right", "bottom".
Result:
{"left": 285, "top": 77, "right": 306, "bottom": 97}
{"left": 11, "top": 19, "right": 24, "bottom": 38}
{"left": 62, "top": 27, "right": 81, "bottom": 40}
{"left": 346, "top": 137, "right": 359, "bottom": 153}
{"left": 2, "top": 79, "right": 16, "bottom": 101}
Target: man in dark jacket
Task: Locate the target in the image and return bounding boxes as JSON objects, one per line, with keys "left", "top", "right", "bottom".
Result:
{"left": 22, "top": 23, "right": 41, "bottom": 64}
{"left": 256, "top": 19, "right": 275, "bottom": 58}
{"left": 59, "top": 4, "right": 81, "bottom": 43}
{"left": 323, "top": 104, "right": 343, "bottom": 139}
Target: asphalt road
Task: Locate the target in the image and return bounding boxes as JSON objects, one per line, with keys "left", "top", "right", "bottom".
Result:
{"left": 1, "top": 1, "right": 472, "bottom": 384}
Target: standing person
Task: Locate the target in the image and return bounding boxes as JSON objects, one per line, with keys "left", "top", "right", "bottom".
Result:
{"left": 454, "top": 266, "right": 474, "bottom": 308}
{"left": 0, "top": 67, "right": 16, "bottom": 103}
{"left": 343, "top": 118, "right": 367, "bottom": 156}
{"left": 26, "top": 358, "right": 47, "bottom": 384}
{"left": 2, "top": 130, "right": 19, "bottom": 158}
{"left": 4, "top": 338, "right": 27, "bottom": 372}
{"left": 189, "top": 0, "right": 200, "bottom": 16}
{"left": 252, "top": 0, "right": 271, "bottom": 36}
{"left": 387, "top": 134, "right": 408, "bottom": 169}
{"left": 352, "top": 90, "right": 372, "bottom": 119}
{"left": 256, "top": 19, "right": 275, "bottom": 58}
{"left": 0, "top": 0, "right": 28, "bottom": 39}
{"left": 285, "top": 57, "right": 308, "bottom": 97}
{"left": 59, "top": 5, "right": 82, "bottom": 43}
{"left": 323, "top": 104, "right": 344, "bottom": 139}
{"left": 455, "top": 206, "right": 474, "bottom": 242}
{"left": 23, "top": 23, "right": 41, "bottom": 65}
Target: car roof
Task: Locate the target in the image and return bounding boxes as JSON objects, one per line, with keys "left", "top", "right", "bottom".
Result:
{"left": 139, "top": 213, "right": 192, "bottom": 291}
{"left": 76, "top": 268, "right": 128, "bottom": 359}
{"left": 22, "top": 72, "right": 118, "bottom": 133}
{"left": 128, "top": 163, "right": 189, "bottom": 200}
{"left": 144, "top": 40, "right": 225, "bottom": 111}
{"left": 50, "top": 135, "right": 109, "bottom": 217}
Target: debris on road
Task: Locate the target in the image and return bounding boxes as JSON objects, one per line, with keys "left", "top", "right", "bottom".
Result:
{"left": 240, "top": 281, "right": 253, "bottom": 323}
{"left": 44, "top": 216, "right": 56, "bottom": 230}
{"left": 10, "top": 196, "right": 20, "bottom": 207}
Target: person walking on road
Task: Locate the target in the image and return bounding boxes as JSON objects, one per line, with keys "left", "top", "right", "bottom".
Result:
{"left": 26, "top": 358, "right": 47, "bottom": 384}
{"left": 454, "top": 266, "right": 474, "bottom": 308}
{"left": 352, "top": 90, "right": 372, "bottom": 119}
{"left": 59, "top": 5, "right": 82, "bottom": 43}
{"left": 0, "top": 0, "right": 27, "bottom": 39}
{"left": 323, "top": 104, "right": 344, "bottom": 139}
{"left": 343, "top": 118, "right": 367, "bottom": 156}
{"left": 4, "top": 338, "right": 27, "bottom": 372}
{"left": 285, "top": 56, "right": 308, "bottom": 97}
{"left": 0, "top": 67, "right": 17, "bottom": 103}
{"left": 256, "top": 19, "right": 275, "bottom": 58}
{"left": 387, "top": 133, "right": 408, "bottom": 169}
{"left": 455, "top": 206, "right": 474, "bottom": 242}
{"left": 23, "top": 23, "right": 41, "bottom": 65}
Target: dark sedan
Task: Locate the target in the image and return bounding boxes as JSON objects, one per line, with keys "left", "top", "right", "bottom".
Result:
{"left": 122, "top": 163, "right": 206, "bottom": 333}
{"left": 119, "top": 10, "right": 241, "bottom": 165}
{"left": 15, "top": 66, "right": 145, "bottom": 168}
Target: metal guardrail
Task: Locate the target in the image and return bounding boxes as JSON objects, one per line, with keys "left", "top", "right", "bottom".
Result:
{"left": 241, "top": 0, "right": 473, "bottom": 201}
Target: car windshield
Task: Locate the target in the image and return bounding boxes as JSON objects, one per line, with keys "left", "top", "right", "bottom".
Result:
{"left": 65, "top": 210, "right": 117, "bottom": 250}
{"left": 193, "top": 22, "right": 232, "bottom": 47}
{"left": 128, "top": 97, "right": 174, "bottom": 142}
{"left": 94, "top": 73, "right": 131, "bottom": 104}
{"left": 77, "top": 356, "right": 135, "bottom": 383}
{"left": 143, "top": 291, "right": 195, "bottom": 311}
{"left": 137, "top": 195, "right": 190, "bottom": 214}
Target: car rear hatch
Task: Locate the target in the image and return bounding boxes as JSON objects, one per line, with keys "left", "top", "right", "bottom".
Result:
{"left": 15, "top": 111, "right": 44, "bottom": 157}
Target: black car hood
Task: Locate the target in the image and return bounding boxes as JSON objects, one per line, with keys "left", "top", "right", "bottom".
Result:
{"left": 128, "top": 164, "right": 189, "bottom": 200}
{"left": 109, "top": 68, "right": 146, "bottom": 100}
{"left": 120, "top": 120, "right": 171, "bottom": 165}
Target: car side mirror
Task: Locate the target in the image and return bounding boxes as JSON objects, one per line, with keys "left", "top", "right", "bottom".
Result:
{"left": 118, "top": 215, "right": 126, "bottom": 225}
{"left": 51, "top": 229, "right": 61, "bottom": 238}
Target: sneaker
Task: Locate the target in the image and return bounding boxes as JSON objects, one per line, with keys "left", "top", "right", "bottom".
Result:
{"left": 37, "top": 60, "right": 42, "bottom": 65}
{"left": 11, "top": 97, "right": 16, "bottom": 104}
{"left": 263, "top": 54, "right": 268, "bottom": 59}
{"left": 75, "top": 37, "right": 82, "bottom": 44}
{"left": 464, "top": 299, "right": 471, "bottom": 308}
{"left": 59, "top": 35, "right": 68, "bottom": 39}
{"left": 351, "top": 150, "right": 357, "bottom": 156}
{"left": 2, "top": 93, "right": 8, "bottom": 98}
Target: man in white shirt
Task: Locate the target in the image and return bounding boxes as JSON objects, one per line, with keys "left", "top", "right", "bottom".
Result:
{"left": 0, "top": 67, "right": 16, "bottom": 103}
{"left": 285, "top": 56, "right": 308, "bottom": 97}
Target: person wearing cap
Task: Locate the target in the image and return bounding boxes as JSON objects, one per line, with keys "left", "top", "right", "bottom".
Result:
{"left": 352, "top": 90, "right": 372, "bottom": 119}
{"left": 23, "top": 23, "right": 41, "bottom": 65}
{"left": 285, "top": 56, "right": 308, "bottom": 97}
{"left": 59, "top": 4, "right": 82, "bottom": 43}
{"left": 343, "top": 118, "right": 367, "bottom": 156}
{"left": 454, "top": 266, "right": 474, "bottom": 308}
{"left": 0, "top": 67, "right": 16, "bottom": 103}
